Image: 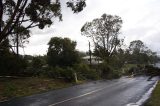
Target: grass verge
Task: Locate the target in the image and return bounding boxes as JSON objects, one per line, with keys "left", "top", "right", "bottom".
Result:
{"left": 0, "top": 77, "right": 79, "bottom": 102}
{"left": 144, "top": 81, "right": 160, "bottom": 106}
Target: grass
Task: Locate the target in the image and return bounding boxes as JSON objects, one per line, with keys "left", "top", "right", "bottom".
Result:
{"left": 0, "top": 77, "right": 75, "bottom": 102}
{"left": 144, "top": 81, "right": 160, "bottom": 106}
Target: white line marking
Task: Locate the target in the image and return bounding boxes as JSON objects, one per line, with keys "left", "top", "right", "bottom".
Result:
{"left": 49, "top": 78, "right": 131, "bottom": 106}
{"left": 48, "top": 87, "right": 106, "bottom": 106}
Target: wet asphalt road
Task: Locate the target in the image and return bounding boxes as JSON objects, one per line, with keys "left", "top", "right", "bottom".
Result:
{"left": 0, "top": 76, "right": 158, "bottom": 106}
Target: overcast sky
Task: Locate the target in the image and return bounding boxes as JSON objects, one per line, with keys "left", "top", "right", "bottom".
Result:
{"left": 20, "top": 0, "right": 160, "bottom": 55}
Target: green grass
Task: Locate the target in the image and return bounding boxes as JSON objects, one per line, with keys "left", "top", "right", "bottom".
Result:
{"left": 144, "top": 81, "right": 160, "bottom": 106}
{"left": 0, "top": 77, "right": 75, "bottom": 102}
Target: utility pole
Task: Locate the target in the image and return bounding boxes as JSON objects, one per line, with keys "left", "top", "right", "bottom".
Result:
{"left": 89, "top": 41, "right": 92, "bottom": 66}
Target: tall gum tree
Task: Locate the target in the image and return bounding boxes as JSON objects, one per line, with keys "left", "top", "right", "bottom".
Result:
{"left": 81, "top": 14, "right": 123, "bottom": 61}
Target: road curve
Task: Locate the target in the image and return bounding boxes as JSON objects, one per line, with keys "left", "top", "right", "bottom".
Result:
{"left": 0, "top": 76, "right": 158, "bottom": 106}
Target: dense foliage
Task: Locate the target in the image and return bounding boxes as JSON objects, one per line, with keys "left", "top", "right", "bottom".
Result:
{"left": 47, "top": 37, "right": 80, "bottom": 67}
{"left": 0, "top": 0, "right": 86, "bottom": 45}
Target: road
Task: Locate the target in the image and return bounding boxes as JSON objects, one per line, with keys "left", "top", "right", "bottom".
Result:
{"left": 0, "top": 76, "right": 158, "bottom": 106}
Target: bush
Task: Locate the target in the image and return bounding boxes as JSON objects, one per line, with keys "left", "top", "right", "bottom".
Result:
{"left": 43, "top": 66, "right": 61, "bottom": 79}
{"left": 99, "top": 63, "right": 112, "bottom": 79}
{"left": 61, "top": 67, "right": 74, "bottom": 81}
{"left": 45, "top": 66, "right": 74, "bottom": 82}
{"left": 145, "top": 65, "right": 160, "bottom": 76}
{"left": 73, "top": 64, "right": 100, "bottom": 80}
{"left": 0, "top": 50, "right": 27, "bottom": 76}
{"left": 32, "top": 57, "right": 43, "bottom": 69}
{"left": 22, "top": 67, "right": 45, "bottom": 77}
{"left": 99, "top": 62, "right": 121, "bottom": 79}
{"left": 107, "top": 70, "right": 121, "bottom": 79}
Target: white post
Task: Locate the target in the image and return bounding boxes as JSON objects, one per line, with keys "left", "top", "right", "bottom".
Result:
{"left": 74, "top": 72, "right": 78, "bottom": 83}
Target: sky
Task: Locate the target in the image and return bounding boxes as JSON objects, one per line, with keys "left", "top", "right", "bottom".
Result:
{"left": 19, "top": 0, "right": 160, "bottom": 55}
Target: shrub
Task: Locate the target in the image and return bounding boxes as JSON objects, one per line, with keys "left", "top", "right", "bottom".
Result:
{"left": 22, "top": 67, "right": 45, "bottom": 77}
{"left": 145, "top": 65, "right": 160, "bottom": 76}
{"left": 45, "top": 66, "right": 74, "bottom": 82}
{"left": 44, "top": 66, "right": 61, "bottom": 79}
{"left": 61, "top": 67, "right": 74, "bottom": 81}
{"left": 99, "top": 62, "right": 121, "bottom": 79}
{"left": 74, "top": 64, "right": 100, "bottom": 80}
{"left": 0, "top": 50, "right": 27, "bottom": 76}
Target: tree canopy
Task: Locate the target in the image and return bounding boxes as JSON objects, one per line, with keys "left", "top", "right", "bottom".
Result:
{"left": 81, "top": 14, "right": 123, "bottom": 59}
{"left": 47, "top": 37, "right": 80, "bottom": 67}
{"left": 128, "top": 40, "right": 157, "bottom": 64}
{"left": 0, "top": 0, "right": 86, "bottom": 46}
{"left": 129, "top": 40, "right": 146, "bottom": 54}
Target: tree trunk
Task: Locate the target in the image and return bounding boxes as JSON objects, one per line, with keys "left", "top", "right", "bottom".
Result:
{"left": 0, "top": 0, "right": 3, "bottom": 32}
{"left": 16, "top": 33, "right": 19, "bottom": 56}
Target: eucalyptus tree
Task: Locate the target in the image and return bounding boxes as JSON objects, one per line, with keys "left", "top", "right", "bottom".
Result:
{"left": 129, "top": 40, "right": 158, "bottom": 64}
{"left": 0, "top": 0, "right": 86, "bottom": 47}
{"left": 81, "top": 14, "right": 123, "bottom": 60}
{"left": 129, "top": 40, "right": 146, "bottom": 54}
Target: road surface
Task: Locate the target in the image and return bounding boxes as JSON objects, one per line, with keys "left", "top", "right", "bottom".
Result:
{"left": 0, "top": 76, "right": 158, "bottom": 106}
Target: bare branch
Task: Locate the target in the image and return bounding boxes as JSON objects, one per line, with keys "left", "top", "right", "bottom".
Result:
{"left": 3, "top": 0, "right": 28, "bottom": 41}
{"left": 1, "top": 0, "right": 22, "bottom": 36}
